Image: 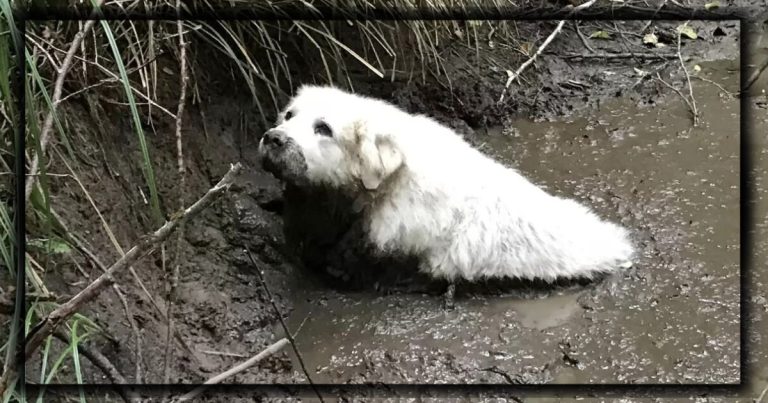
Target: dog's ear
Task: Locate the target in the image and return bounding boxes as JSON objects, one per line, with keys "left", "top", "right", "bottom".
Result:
{"left": 355, "top": 123, "right": 403, "bottom": 190}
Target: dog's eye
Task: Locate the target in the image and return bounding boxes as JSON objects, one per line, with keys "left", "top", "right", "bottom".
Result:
{"left": 314, "top": 121, "right": 333, "bottom": 137}
{"left": 284, "top": 110, "right": 294, "bottom": 120}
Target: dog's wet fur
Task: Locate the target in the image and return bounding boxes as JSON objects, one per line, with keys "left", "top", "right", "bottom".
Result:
{"left": 258, "top": 85, "right": 634, "bottom": 296}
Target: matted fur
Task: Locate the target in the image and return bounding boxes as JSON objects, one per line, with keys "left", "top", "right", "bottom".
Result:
{"left": 258, "top": 85, "right": 634, "bottom": 282}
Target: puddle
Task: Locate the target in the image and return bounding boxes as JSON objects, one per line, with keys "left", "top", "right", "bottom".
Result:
{"left": 281, "top": 60, "right": 740, "bottom": 384}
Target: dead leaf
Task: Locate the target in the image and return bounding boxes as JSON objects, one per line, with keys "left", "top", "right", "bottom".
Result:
{"left": 705, "top": 0, "right": 720, "bottom": 9}
{"left": 676, "top": 24, "right": 698, "bottom": 40}
{"left": 590, "top": 30, "right": 612, "bottom": 40}
{"left": 643, "top": 33, "right": 659, "bottom": 45}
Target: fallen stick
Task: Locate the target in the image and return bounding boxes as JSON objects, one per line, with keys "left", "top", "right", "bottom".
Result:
{"left": 497, "top": 0, "right": 597, "bottom": 104}
{"left": 555, "top": 52, "right": 677, "bottom": 59}
{"left": 24, "top": 163, "right": 243, "bottom": 360}
{"left": 675, "top": 23, "right": 699, "bottom": 126}
{"left": 170, "top": 338, "right": 290, "bottom": 403}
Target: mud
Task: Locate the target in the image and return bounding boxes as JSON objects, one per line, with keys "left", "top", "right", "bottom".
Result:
{"left": 20, "top": 18, "right": 755, "bottom": 401}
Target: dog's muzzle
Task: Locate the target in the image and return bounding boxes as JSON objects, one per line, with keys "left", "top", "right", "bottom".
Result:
{"left": 258, "top": 128, "right": 309, "bottom": 186}
{"left": 261, "top": 128, "right": 287, "bottom": 149}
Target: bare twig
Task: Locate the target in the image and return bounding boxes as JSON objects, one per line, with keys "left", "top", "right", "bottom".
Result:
{"left": 744, "top": 58, "right": 768, "bottom": 93}
{"left": 573, "top": 21, "right": 595, "bottom": 53}
{"left": 555, "top": 52, "right": 676, "bottom": 59}
{"left": 640, "top": 0, "right": 669, "bottom": 33}
{"left": 24, "top": 163, "right": 243, "bottom": 360}
{"left": 692, "top": 75, "right": 737, "bottom": 97}
{"left": 676, "top": 22, "right": 699, "bottom": 126}
{"left": 498, "top": 0, "right": 597, "bottom": 104}
{"left": 244, "top": 248, "right": 324, "bottom": 403}
{"left": 51, "top": 331, "right": 139, "bottom": 402}
{"left": 24, "top": 1, "right": 105, "bottom": 203}
{"left": 199, "top": 350, "right": 247, "bottom": 359}
{"left": 163, "top": 10, "right": 191, "bottom": 385}
{"left": 757, "top": 381, "right": 768, "bottom": 403}
{"left": 170, "top": 338, "right": 289, "bottom": 403}
{"left": 655, "top": 72, "right": 697, "bottom": 117}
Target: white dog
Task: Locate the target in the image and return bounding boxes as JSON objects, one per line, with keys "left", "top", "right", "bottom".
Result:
{"left": 259, "top": 85, "right": 634, "bottom": 302}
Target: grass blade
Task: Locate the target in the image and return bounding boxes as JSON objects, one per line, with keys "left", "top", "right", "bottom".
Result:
{"left": 70, "top": 320, "right": 86, "bottom": 403}
{"left": 99, "top": 20, "right": 163, "bottom": 224}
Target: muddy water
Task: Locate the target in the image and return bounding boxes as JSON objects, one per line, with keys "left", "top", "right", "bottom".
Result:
{"left": 280, "top": 61, "right": 740, "bottom": 384}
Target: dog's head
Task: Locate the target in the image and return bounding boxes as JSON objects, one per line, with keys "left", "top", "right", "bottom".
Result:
{"left": 258, "top": 85, "right": 404, "bottom": 192}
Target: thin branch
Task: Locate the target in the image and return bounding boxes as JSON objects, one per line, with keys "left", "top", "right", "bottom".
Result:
{"left": 24, "top": 1, "right": 105, "bottom": 203}
{"left": 498, "top": 0, "right": 597, "bottom": 104}
{"left": 744, "top": 57, "right": 768, "bottom": 93}
{"left": 244, "top": 248, "right": 324, "bottom": 403}
{"left": 676, "top": 22, "right": 699, "bottom": 126}
{"left": 573, "top": 21, "right": 595, "bottom": 53}
{"left": 757, "top": 380, "right": 768, "bottom": 403}
{"left": 23, "top": 163, "right": 243, "bottom": 360}
{"left": 655, "top": 72, "right": 696, "bottom": 117}
{"left": 640, "top": 0, "right": 669, "bottom": 33}
{"left": 555, "top": 51, "right": 676, "bottom": 59}
{"left": 170, "top": 338, "right": 289, "bottom": 403}
{"left": 692, "top": 75, "right": 737, "bottom": 97}
{"left": 163, "top": 11, "right": 191, "bottom": 385}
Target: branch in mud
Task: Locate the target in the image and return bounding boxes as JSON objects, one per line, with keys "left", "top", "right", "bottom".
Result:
{"left": 22, "top": 163, "right": 243, "bottom": 361}
{"left": 163, "top": 10, "right": 192, "bottom": 385}
{"left": 675, "top": 23, "right": 699, "bottom": 126}
{"left": 169, "top": 338, "right": 289, "bottom": 403}
{"left": 554, "top": 52, "right": 677, "bottom": 60}
{"left": 497, "top": 0, "right": 597, "bottom": 104}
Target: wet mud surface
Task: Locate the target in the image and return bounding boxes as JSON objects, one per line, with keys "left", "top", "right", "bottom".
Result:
{"left": 281, "top": 61, "right": 741, "bottom": 384}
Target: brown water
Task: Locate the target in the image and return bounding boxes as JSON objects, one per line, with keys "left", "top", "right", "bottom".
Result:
{"left": 281, "top": 60, "right": 741, "bottom": 384}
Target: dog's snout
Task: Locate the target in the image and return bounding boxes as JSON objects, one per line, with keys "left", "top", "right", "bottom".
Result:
{"left": 262, "top": 128, "right": 287, "bottom": 147}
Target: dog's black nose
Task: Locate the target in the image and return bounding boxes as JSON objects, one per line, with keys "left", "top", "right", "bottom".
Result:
{"left": 262, "top": 129, "right": 286, "bottom": 147}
